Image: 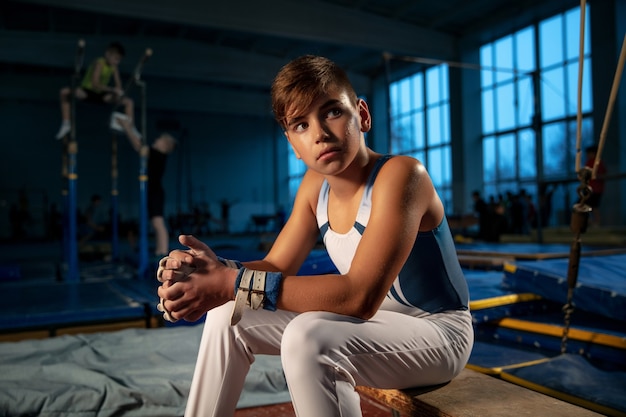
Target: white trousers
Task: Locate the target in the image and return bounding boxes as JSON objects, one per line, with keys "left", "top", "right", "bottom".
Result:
{"left": 184, "top": 301, "right": 473, "bottom": 417}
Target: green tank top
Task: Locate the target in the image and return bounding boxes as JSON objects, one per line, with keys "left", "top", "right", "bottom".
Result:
{"left": 81, "top": 57, "right": 114, "bottom": 92}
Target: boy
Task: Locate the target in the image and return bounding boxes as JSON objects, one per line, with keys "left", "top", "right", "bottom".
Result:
{"left": 115, "top": 115, "right": 177, "bottom": 257}
{"left": 157, "top": 55, "right": 473, "bottom": 417}
{"left": 55, "top": 41, "right": 139, "bottom": 139}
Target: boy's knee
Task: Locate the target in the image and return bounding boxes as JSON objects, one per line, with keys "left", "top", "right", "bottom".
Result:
{"left": 281, "top": 312, "right": 329, "bottom": 356}
{"left": 205, "top": 301, "right": 234, "bottom": 327}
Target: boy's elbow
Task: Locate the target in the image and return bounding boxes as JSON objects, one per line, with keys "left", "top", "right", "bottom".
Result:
{"left": 346, "top": 295, "right": 380, "bottom": 320}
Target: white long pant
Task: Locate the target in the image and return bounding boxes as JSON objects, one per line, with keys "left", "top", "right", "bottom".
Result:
{"left": 184, "top": 301, "right": 473, "bottom": 417}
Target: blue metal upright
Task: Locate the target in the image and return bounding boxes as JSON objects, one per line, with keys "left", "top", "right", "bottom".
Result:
{"left": 62, "top": 39, "right": 85, "bottom": 283}
{"left": 138, "top": 141, "right": 149, "bottom": 279}
{"left": 133, "top": 48, "right": 152, "bottom": 279}
{"left": 66, "top": 141, "right": 79, "bottom": 282}
{"left": 110, "top": 133, "right": 119, "bottom": 261}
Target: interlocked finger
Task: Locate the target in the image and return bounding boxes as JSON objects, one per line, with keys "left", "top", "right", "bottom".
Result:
{"left": 156, "top": 256, "right": 197, "bottom": 282}
{"left": 157, "top": 298, "right": 178, "bottom": 323}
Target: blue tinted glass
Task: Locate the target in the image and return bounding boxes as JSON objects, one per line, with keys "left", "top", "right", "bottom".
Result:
{"left": 399, "top": 77, "right": 412, "bottom": 113}
{"left": 516, "top": 75, "right": 534, "bottom": 126}
{"left": 482, "top": 89, "right": 495, "bottom": 134}
{"left": 427, "top": 147, "right": 442, "bottom": 186}
{"left": 289, "top": 177, "right": 301, "bottom": 202}
{"left": 484, "top": 184, "right": 497, "bottom": 201}
{"left": 496, "top": 83, "right": 515, "bottom": 130}
{"left": 581, "top": 117, "right": 594, "bottom": 152}
{"left": 542, "top": 122, "right": 568, "bottom": 177}
{"left": 516, "top": 27, "right": 535, "bottom": 73}
{"left": 390, "top": 116, "right": 405, "bottom": 153}
{"left": 565, "top": 6, "right": 591, "bottom": 60}
{"left": 412, "top": 111, "right": 425, "bottom": 149}
{"left": 481, "top": 44, "right": 493, "bottom": 87}
{"left": 440, "top": 66, "right": 449, "bottom": 101}
{"left": 566, "top": 120, "right": 580, "bottom": 172}
{"left": 428, "top": 106, "right": 442, "bottom": 146}
{"left": 497, "top": 134, "right": 515, "bottom": 180}
{"left": 566, "top": 62, "right": 579, "bottom": 116}
{"left": 411, "top": 150, "right": 425, "bottom": 164}
{"left": 582, "top": 57, "right": 593, "bottom": 112}
{"left": 540, "top": 15, "right": 563, "bottom": 68}
{"left": 442, "top": 145, "right": 451, "bottom": 185}
{"left": 483, "top": 136, "right": 496, "bottom": 182}
{"left": 288, "top": 153, "right": 305, "bottom": 175}
{"left": 565, "top": 7, "right": 582, "bottom": 60}
{"left": 495, "top": 35, "right": 514, "bottom": 83}
{"left": 426, "top": 66, "right": 440, "bottom": 105}
{"left": 518, "top": 129, "right": 536, "bottom": 178}
{"left": 393, "top": 115, "right": 413, "bottom": 153}
{"left": 413, "top": 73, "right": 424, "bottom": 109}
{"left": 499, "top": 181, "right": 518, "bottom": 196}
{"left": 390, "top": 82, "right": 400, "bottom": 116}
{"left": 441, "top": 102, "right": 450, "bottom": 143}
{"left": 541, "top": 67, "right": 566, "bottom": 120}
{"left": 567, "top": 59, "right": 593, "bottom": 115}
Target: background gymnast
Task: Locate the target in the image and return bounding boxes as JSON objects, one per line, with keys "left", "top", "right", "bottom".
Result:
{"left": 55, "top": 41, "right": 139, "bottom": 140}
{"left": 157, "top": 55, "right": 473, "bottom": 417}
{"left": 115, "top": 115, "right": 177, "bottom": 259}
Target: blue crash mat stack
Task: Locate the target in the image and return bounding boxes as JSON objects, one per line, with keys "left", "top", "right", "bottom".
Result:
{"left": 464, "top": 245, "right": 626, "bottom": 417}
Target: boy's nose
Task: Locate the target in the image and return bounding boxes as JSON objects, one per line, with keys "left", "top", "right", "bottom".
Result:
{"left": 312, "top": 121, "right": 330, "bottom": 143}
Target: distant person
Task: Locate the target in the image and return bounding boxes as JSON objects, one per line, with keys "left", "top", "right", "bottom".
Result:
{"left": 471, "top": 190, "right": 490, "bottom": 240}
{"left": 116, "top": 115, "right": 177, "bottom": 257}
{"left": 55, "top": 41, "right": 139, "bottom": 140}
{"left": 538, "top": 183, "right": 554, "bottom": 228}
{"left": 583, "top": 145, "right": 607, "bottom": 226}
{"left": 486, "top": 203, "right": 508, "bottom": 242}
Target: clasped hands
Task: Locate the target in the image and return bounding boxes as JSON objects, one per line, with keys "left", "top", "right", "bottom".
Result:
{"left": 156, "top": 235, "right": 235, "bottom": 322}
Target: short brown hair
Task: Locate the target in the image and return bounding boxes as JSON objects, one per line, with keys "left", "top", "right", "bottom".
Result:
{"left": 271, "top": 55, "right": 358, "bottom": 130}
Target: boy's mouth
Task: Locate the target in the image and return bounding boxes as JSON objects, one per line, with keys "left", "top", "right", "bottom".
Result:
{"left": 318, "top": 147, "right": 341, "bottom": 160}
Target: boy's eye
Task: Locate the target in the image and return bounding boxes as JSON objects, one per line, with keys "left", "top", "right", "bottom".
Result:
{"left": 293, "top": 122, "right": 308, "bottom": 133}
{"left": 326, "top": 108, "right": 342, "bottom": 119}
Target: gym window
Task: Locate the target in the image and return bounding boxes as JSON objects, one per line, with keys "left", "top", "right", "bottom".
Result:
{"left": 389, "top": 64, "right": 452, "bottom": 212}
{"left": 480, "top": 4, "right": 593, "bottom": 226}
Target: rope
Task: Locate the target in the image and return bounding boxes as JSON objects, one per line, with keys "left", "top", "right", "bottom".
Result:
{"left": 593, "top": 33, "right": 626, "bottom": 179}
{"left": 574, "top": 2, "right": 586, "bottom": 172}
{"left": 562, "top": 0, "right": 588, "bottom": 355}
{"left": 561, "top": 6, "right": 626, "bottom": 353}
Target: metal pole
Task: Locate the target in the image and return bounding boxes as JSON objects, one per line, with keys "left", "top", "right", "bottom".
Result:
{"left": 134, "top": 48, "right": 152, "bottom": 279}
{"left": 63, "top": 39, "right": 85, "bottom": 282}
{"left": 111, "top": 132, "right": 119, "bottom": 260}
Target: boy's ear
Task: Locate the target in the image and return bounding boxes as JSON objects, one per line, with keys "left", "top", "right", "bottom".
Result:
{"left": 358, "top": 99, "right": 372, "bottom": 132}
{"left": 285, "top": 131, "right": 302, "bottom": 159}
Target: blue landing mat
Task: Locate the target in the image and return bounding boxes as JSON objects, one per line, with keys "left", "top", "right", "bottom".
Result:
{"left": 501, "top": 354, "right": 626, "bottom": 416}
{"left": 470, "top": 340, "right": 626, "bottom": 416}
{"left": 1, "top": 280, "right": 147, "bottom": 332}
{"left": 465, "top": 269, "right": 559, "bottom": 323}
{"left": 0, "top": 249, "right": 340, "bottom": 333}
{"left": 503, "top": 254, "right": 626, "bottom": 321}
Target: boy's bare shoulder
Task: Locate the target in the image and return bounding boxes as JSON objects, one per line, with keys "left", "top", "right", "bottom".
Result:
{"left": 296, "top": 169, "right": 325, "bottom": 199}
{"left": 380, "top": 155, "right": 427, "bottom": 178}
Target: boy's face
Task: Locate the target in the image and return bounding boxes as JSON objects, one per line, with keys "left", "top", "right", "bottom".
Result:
{"left": 104, "top": 50, "right": 122, "bottom": 66}
{"left": 284, "top": 86, "right": 371, "bottom": 176}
